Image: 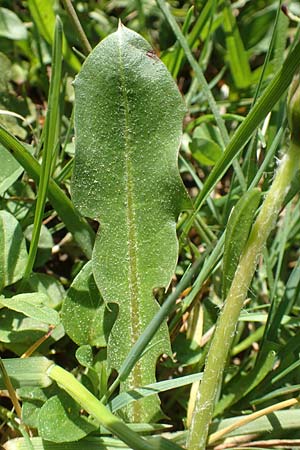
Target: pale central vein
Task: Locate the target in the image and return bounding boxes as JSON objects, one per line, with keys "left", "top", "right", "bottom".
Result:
{"left": 117, "top": 32, "right": 143, "bottom": 389}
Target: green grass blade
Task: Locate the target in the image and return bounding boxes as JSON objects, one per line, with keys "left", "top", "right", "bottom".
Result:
{"left": 257, "top": 213, "right": 300, "bottom": 363}
{"left": 245, "top": 0, "right": 283, "bottom": 185}
{"left": 169, "top": 232, "right": 224, "bottom": 334}
{"left": 222, "top": 188, "right": 261, "bottom": 298}
{"left": 0, "top": 125, "right": 95, "bottom": 258}
{"left": 28, "top": 0, "right": 80, "bottom": 72}
{"left": 214, "top": 350, "right": 276, "bottom": 416}
{"left": 222, "top": 0, "right": 252, "bottom": 89}
{"left": 253, "top": 384, "right": 300, "bottom": 406}
{"left": 23, "top": 17, "right": 63, "bottom": 280}
{"left": 60, "top": 0, "right": 92, "bottom": 55}
{"left": 181, "top": 38, "right": 300, "bottom": 240}
{"left": 157, "top": 0, "right": 228, "bottom": 144}
{"left": 169, "top": 5, "right": 194, "bottom": 77}
{"left": 170, "top": 0, "right": 216, "bottom": 78}
{"left": 157, "top": 0, "right": 246, "bottom": 193}
{"left": 3, "top": 436, "right": 179, "bottom": 450}
{"left": 110, "top": 372, "right": 203, "bottom": 413}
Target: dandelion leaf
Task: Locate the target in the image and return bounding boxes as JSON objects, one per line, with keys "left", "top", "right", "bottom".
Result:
{"left": 72, "top": 24, "right": 190, "bottom": 421}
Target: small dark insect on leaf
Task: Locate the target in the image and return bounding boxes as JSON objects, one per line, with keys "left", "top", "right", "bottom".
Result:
{"left": 146, "top": 49, "right": 157, "bottom": 59}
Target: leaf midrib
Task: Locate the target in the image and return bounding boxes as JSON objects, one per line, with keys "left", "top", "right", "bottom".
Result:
{"left": 117, "top": 30, "right": 143, "bottom": 390}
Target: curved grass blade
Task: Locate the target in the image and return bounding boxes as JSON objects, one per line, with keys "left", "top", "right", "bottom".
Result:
{"left": 109, "top": 372, "right": 203, "bottom": 413}
{"left": 72, "top": 23, "right": 190, "bottom": 421}
{"left": 157, "top": 0, "right": 246, "bottom": 192}
{"left": 0, "top": 125, "right": 95, "bottom": 258}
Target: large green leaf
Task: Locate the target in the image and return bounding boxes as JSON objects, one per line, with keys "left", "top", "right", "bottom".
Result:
{"left": 72, "top": 24, "right": 190, "bottom": 421}
{"left": 62, "top": 261, "right": 111, "bottom": 347}
{"left": 25, "top": 272, "right": 65, "bottom": 309}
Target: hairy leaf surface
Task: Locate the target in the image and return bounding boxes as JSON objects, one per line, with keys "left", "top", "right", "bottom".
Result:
{"left": 72, "top": 24, "right": 190, "bottom": 421}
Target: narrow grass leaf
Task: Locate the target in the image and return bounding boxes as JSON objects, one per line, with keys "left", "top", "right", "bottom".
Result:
{"left": 169, "top": 0, "right": 216, "bottom": 78}
{"left": 257, "top": 206, "right": 292, "bottom": 361}
{"left": 222, "top": 0, "right": 252, "bottom": 89}
{"left": 184, "top": 38, "right": 300, "bottom": 235}
{"left": 252, "top": 384, "right": 300, "bottom": 406}
{"left": 282, "top": 257, "right": 300, "bottom": 313}
{"left": 168, "top": 5, "right": 194, "bottom": 77}
{"left": 23, "top": 17, "right": 62, "bottom": 280}
{"left": 0, "top": 126, "right": 95, "bottom": 258}
{"left": 28, "top": 0, "right": 80, "bottom": 72}
{"left": 72, "top": 23, "right": 190, "bottom": 421}
{"left": 245, "top": 0, "right": 284, "bottom": 185}
{"left": 157, "top": 0, "right": 246, "bottom": 191}
{"left": 214, "top": 350, "right": 276, "bottom": 416}
{"left": 222, "top": 188, "right": 261, "bottom": 298}
{"left": 3, "top": 436, "right": 180, "bottom": 450}
{"left": 110, "top": 372, "right": 203, "bottom": 413}
{"left": 3, "top": 437, "right": 127, "bottom": 450}
{"left": 157, "top": 0, "right": 228, "bottom": 145}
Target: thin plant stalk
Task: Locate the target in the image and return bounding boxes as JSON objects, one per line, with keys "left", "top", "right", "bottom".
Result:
{"left": 156, "top": 0, "right": 228, "bottom": 144}
{"left": 60, "top": 0, "right": 92, "bottom": 54}
{"left": 47, "top": 365, "right": 182, "bottom": 450}
{"left": 0, "top": 358, "right": 22, "bottom": 419}
{"left": 186, "top": 140, "right": 300, "bottom": 450}
{"left": 208, "top": 397, "right": 299, "bottom": 445}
